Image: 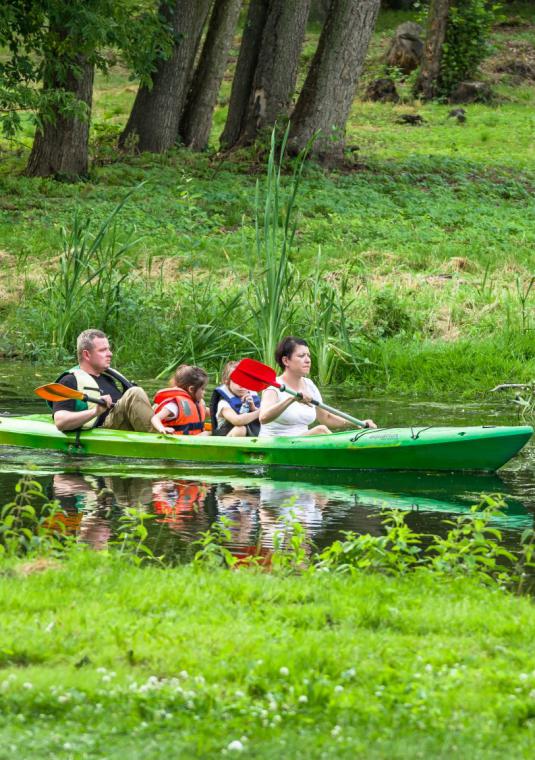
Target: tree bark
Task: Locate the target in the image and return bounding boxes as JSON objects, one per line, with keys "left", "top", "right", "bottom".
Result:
{"left": 219, "top": 0, "right": 270, "bottom": 150}
{"left": 414, "top": 0, "right": 451, "bottom": 100}
{"left": 289, "top": 0, "right": 380, "bottom": 162}
{"left": 235, "top": 0, "right": 312, "bottom": 147}
{"left": 179, "top": 0, "right": 243, "bottom": 150}
{"left": 25, "top": 59, "right": 94, "bottom": 179}
{"left": 120, "top": 0, "right": 213, "bottom": 153}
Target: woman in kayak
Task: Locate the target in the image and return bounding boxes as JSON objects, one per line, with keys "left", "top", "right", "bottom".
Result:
{"left": 210, "top": 360, "right": 261, "bottom": 437}
{"left": 259, "top": 337, "right": 376, "bottom": 437}
{"left": 153, "top": 365, "right": 209, "bottom": 435}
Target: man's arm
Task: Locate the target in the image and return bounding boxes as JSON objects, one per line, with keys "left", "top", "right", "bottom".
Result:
{"left": 52, "top": 374, "right": 112, "bottom": 431}
{"left": 54, "top": 403, "right": 109, "bottom": 432}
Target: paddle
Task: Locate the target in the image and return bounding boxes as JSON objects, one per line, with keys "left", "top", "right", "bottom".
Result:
{"left": 230, "top": 358, "right": 369, "bottom": 429}
{"left": 34, "top": 383, "right": 108, "bottom": 407}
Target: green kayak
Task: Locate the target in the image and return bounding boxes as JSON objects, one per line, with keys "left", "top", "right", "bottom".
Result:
{"left": 0, "top": 414, "right": 532, "bottom": 473}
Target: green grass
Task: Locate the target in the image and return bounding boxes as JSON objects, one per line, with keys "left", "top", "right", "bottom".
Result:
{"left": 1, "top": 552, "right": 535, "bottom": 758}
{"left": 364, "top": 333, "right": 535, "bottom": 396}
{"left": 0, "top": 6, "right": 534, "bottom": 393}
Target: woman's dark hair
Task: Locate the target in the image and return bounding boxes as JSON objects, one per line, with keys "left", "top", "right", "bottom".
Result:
{"left": 274, "top": 337, "right": 309, "bottom": 369}
{"left": 172, "top": 364, "right": 209, "bottom": 392}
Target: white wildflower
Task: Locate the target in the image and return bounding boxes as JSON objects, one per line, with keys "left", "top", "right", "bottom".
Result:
{"left": 227, "top": 740, "right": 245, "bottom": 752}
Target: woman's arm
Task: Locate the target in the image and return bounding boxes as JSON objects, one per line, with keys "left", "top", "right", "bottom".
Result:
{"left": 259, "top": 388, "right": 298, "bottom": 425}
{"left": 315, "top": 406, "right": 377, "bottom": 430}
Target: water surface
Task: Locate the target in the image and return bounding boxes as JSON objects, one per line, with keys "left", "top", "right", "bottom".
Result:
{"left": 0, "top": 362, "right": 533, "bottom": 561}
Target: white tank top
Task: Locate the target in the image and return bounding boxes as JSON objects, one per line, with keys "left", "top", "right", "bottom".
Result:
{"left": 259, "top": 377, "right": 322, "bottom": 438}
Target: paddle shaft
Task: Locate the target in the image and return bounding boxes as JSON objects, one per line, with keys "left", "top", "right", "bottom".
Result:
{"left": 278, "top": 383, "right": 367, "bottom": 429}
{"left": 76, "top": 392, "right": 108, "bottom": 407}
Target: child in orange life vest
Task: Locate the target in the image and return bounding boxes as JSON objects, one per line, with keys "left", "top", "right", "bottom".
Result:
{"left": 152, "top": 365, "right": 209, "bottom": 436}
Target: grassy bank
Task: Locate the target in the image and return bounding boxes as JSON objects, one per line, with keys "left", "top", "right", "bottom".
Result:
{"left": 1, "top": 481, "right": 535, "bottom": 757}
{"left": 0, "top": 7, "right": 534, "bottom": 395}
{"left": 1, "top": 553, "right": 535, "bottom": 758}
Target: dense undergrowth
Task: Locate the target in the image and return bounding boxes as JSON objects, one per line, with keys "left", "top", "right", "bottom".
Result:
{"left": 2, "top": 477, "right": 535, "bottom": 757}
{"left": 0, "top": 6, "right": 534, "bottom": 396}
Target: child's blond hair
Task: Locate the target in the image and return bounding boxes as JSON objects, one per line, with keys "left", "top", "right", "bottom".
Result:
{"left": 221, "top": 360, "right": 239, "bottom": 386}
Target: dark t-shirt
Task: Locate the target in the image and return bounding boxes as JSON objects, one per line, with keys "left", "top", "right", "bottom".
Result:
{"left": 52, "top": 373, "right": 123, "bottom": 427}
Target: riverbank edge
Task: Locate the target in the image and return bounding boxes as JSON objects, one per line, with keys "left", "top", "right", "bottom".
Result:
{"left": 1, "top": 552, "right": 535, "bottom": 758}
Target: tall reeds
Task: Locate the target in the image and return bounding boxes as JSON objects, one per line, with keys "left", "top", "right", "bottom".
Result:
{"left": 41, "top": 186, "right": 143, "bottom": 357}
{"left": 304, "top": 250, "right": 366, "bottom": 386}
{"left": 247, "top": 125, "right": 311, "bottom": 366}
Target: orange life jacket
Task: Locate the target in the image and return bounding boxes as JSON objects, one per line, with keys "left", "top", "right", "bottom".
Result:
{"left": 153, "top": 481, "right": 206, "bottom": 517}
{"left": 153, "top": 388, "right": 206, "bottom": 435}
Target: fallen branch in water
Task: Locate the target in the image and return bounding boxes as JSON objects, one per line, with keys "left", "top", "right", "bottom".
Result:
{"left": 491, "top": 383, "right": 533, "bottom": 392}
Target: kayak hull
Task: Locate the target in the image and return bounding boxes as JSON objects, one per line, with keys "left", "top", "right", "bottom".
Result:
{"left": 0, "top": 415, "right": 532, "bottom": 473}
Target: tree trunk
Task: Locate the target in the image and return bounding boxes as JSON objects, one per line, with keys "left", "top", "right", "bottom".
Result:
{"left": 309, "top": 0, "right": 332, "bottom": 24}
{"left": 179, "top": 0, "right": 243, "bottom": 150}
{"left": 220, "top": 0, "right": 270, "bottom": 150}
{"left": 120, "top": 0, "right": 213, "bottom": 153}
{"left": 414, "top": 0, "right": 451, "bottom": 100}
{"left": 289, "top": 0, "right": 380, "bottom": 162}
{"left": 235, "top": 0, "right": 312, "bottom": 147}
{"left": 25, "top": 60, "right": 94, "bottom": 179}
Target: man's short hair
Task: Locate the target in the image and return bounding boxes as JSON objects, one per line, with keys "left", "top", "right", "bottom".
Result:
{"left": 76, "top": 329, "right": 108, "bottom": 362}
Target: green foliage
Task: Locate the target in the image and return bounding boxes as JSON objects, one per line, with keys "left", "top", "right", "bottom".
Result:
{"left": 155, "top": 277, "right": 249, "bottom": 380}
{"left": 315, "top": 496, "right": 535, "bottom": 591}
{"left": 303, "top": 252, "right": 367, "bottom": 385}
{"left": 363, "top": 332, "right": 535, "bottom": 397}
{"left": 113, "top": 507, "right": 159, "bottom": 566}
{"left": 0, "top": 0, "right": 173, "bottom": 137}
{"left": 37, "top": 186, "right": 142, "bottom": 358}
{"left": 271, "top": 507, "right": 308, "bottom": 572}
{"left": 426, "top": 495, "right": 516, "bottom": 583}
{"left": 0, "top": 477, "right": 74, "bottom": 557}
{"left": 439, "top": 0, "right": 502, "bottom": 95}
{"left": 0, "top": 9, "right": 534, "bottom": 392}
{"left": 247, "top": 124, "right": 311, "bottom": 366}
{"left": 515, "top": 274, "right": 535, "bottom": 333}
{"left": 192, "top": 516, "right": 238, "bottom": 568}
{"left": 316, "top": 509, "right": 423, "bottom": 576}
{"left": 370, "top": 290, "right": 414, "bottom": 338}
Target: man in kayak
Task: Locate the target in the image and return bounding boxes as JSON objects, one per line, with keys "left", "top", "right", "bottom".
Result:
{"left": 53, "top": 329, "right": 169, "bottom": 434}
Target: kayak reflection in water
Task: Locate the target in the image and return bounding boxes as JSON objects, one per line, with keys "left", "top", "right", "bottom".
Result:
{"left": 152, "top": 479, "right": 211, "bottom": 533}
{"left": 259, "top": 336, "right": 377, "bottom": 437}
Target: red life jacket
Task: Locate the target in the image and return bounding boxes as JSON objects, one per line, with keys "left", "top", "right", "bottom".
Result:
{"left": 153, "top": 388, "right": 206, "bottom": 435}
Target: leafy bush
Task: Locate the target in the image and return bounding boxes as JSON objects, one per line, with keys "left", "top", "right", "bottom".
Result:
{"left": 0, "top": 478, "right": 74, "bottom": 558}
{"left": 371, "top": 290, "right": 414, "bottom": 338}
{"left": 440, "top": 0, "right": 502, "bottom": 95}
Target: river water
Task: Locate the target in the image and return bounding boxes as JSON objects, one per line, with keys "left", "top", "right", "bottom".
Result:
{"left": 0, "top": 362, "right": 533, "bottom": 562}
